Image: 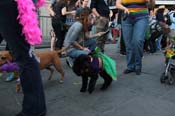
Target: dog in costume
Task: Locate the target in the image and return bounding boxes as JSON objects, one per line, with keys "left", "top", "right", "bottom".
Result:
{"left": 72, "top": 47, "right": 117, "bottom": 94}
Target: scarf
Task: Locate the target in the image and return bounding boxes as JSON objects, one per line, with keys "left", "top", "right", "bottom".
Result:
{"left": 16, "top": 0, "right": 45, "bottom": 45}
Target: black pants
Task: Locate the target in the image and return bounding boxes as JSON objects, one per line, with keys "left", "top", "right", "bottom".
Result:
{"left": 0, "top": 1, "right": 46, "bottom": 116}
{"left": 120, "top": 29, "right": 126, "bottom": 53}
{"left": 52, "top": 19, "right": 66, "bottom": 49}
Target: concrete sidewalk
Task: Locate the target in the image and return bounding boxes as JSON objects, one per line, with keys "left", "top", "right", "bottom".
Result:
{"left": 0, "top": 44, "right": 175, "bottom": 116}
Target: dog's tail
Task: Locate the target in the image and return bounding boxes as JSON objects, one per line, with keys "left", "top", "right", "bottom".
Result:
{"left": 55, "top": 47, "right": 69, "bottom": 55}
{"left": 55, "top": 49, "right": 63, "bottom": 54}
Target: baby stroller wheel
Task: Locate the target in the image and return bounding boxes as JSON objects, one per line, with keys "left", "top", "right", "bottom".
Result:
{"left": 167, "top": 71, "right": 175, "bottom": 85}
{"left": 160, "top": 73, "right": 168, "bottom": 83}
{"left": 168, "top": 77, "right": 174, "bottom": 85}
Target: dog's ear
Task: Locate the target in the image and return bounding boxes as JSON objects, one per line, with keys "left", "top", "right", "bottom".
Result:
{"left": 0, "top": 55, "right": 8, "bottom": 65}
{"left": 0, "top": 56, "right": 7, "bottom": 60}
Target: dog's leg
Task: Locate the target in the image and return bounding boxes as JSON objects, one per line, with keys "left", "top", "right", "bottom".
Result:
{"left": 80, "top": 75, "right": 88, "bottom": 92}
{"left": 16, "top": 83, "right": 21, "bottom": 93}
{"left": 46, "top": 66, "right": 54, "bottom": 80}
{"left": 88, "top": 74, "right": 98, "bottom": 94}
{"left": 99, "top": 70, "right": 112, "bottom": 90}
{"left": 53, "top": 58, "right": 65, "bottom": 81}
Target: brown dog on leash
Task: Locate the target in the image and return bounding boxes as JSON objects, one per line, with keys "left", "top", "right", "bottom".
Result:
{"left": 0, "top": 50, "right": 65, "bottom": 92}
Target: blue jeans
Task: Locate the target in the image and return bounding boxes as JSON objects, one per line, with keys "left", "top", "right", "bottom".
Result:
{"left": 67, "top": 39, "right": 96, "bottom": 58}
{"left": 122, "top": 16, "right": 149, "bottom": 71}
{"left": 156, "top": 34, "right": 163, "bottom": 51}
{"left": 0, "top": 1, "right": 46, "bottom": 116}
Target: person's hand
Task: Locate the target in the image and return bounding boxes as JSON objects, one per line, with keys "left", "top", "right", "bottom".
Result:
{"left": 97, "top": 32, "right": 106, "bottom": 37}
{"left": 83, "top": 47, "right": 90, "bottom": 52}
{"left": 50, "top": 11, "right": 56, "bottom": 17}
{"left": 71, "top": 11, "right": 76, "bottom": 15}
{"left": 124, "top": 8, "right": 129, "bottom": 14}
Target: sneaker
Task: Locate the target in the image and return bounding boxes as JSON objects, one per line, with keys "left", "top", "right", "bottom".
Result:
{"left": 66, "top": 57, "right": 73, "bottom": 68}
{"left": 16, "top": 78, "right": 20, "bottom": 82}
{"left": 5, "top": 72, "right": 15, "bottom": 82}
{"left": 120, "top": 51, "right": 126, "bottom": 55}
{"left": 123, "top": 69, "right": 134, "bottom": 74}
{"left": 59, "top": 80, "right": 64, "bottom": 83}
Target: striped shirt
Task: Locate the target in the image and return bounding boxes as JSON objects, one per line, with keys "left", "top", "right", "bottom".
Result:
{"left": 122, "top": 0, "right": 149, "bottom": 18}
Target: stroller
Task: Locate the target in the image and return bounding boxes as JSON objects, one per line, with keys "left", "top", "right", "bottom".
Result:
{"left": 160, "top": 47, "right": 175, "bottom": 85}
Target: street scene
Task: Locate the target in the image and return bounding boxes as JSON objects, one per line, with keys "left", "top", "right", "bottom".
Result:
{"left": 1, "top": 0, "right": 175, "bottom": 116}
{"left": 1, "top": 44, "right": 175, "bottom": 116}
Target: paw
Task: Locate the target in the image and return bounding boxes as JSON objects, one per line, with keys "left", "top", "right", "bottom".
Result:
{"left": 100, "top": 84, "right": 108, "bottom": 91}
{"left": 80, "top": 88, "right": 86, "bottom": 93}
{"left": 88, "top": 87, "right": 94, "bottom": 94}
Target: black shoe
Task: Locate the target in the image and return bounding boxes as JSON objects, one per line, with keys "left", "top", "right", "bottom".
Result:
{"left": 16, "top": 112, "right": 46, "bottom": 116}
{"left": 135, "top": 70, "right": 141, "bottom": 75}
{"left": 123, "top": 69, "right": 134, "bottom": 74}
{"left": 16, "top": 112, "right": 26, "bottom": 116}
{"left": 120, "top": 51, "right": 126, "bottom": 55}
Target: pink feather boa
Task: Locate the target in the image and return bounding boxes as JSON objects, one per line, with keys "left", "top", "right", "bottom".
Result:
{"left": 16, "top": 0, "right": 45, "bottom": 45}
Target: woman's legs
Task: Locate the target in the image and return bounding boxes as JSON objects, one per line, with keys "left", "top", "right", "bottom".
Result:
{"left": 132, "top": 17, "right": 149, "bottom": 71}
{"left": 122, "top": 16, "right": 148, "bottom": 72}
{"left": 52, "top": 21, "right": 65, "bottom": 50}
{"left": 122, "top": 18, "right": 135, "bottom": 71}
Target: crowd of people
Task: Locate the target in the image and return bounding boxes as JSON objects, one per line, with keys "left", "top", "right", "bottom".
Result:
{"left": 1, "top": 0, "right": 175, "bottom": 115}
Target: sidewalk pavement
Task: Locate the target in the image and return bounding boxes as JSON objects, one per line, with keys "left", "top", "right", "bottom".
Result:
{"left": 0, "top": 44, "right": 175, "bottom": 116}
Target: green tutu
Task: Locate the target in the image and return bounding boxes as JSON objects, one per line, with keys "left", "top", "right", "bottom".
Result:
{"left": 92, "top": 47, "right": 117, "bottom": 80}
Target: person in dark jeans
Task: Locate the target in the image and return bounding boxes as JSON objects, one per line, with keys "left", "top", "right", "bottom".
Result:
{"left": 0, "top": 0, "right": 46, "bottom": 116}
{"left": 120, "top": 28, "right": 126, "bottom": 55}
{"left": 117, "top": 10, "right": 126, "bottom": 55}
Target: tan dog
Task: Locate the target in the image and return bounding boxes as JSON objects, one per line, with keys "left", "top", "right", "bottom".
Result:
{"left": 0, "top": 50, "right": 65, "bottom": 92}
{"left": 0, "top": 51, "right": 13, "bottom": 65}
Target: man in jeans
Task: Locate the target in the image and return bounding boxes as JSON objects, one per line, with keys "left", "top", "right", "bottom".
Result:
{"left": 0, "top": 0, "right": 46, "bottom": 116}
{"left": 90, "top": 0, "right": 110, "bottom": 52}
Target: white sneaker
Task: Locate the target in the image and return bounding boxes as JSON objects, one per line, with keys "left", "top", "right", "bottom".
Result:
{"left": 66, "top": 57, "right": 73, "bottom": 68}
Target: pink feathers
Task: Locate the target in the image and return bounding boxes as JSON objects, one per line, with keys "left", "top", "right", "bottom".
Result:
{"left": 16, "top": 0, "right": 45, "bottom": 45}
{"left": 36, "top": 0, "right": 46, "bottom": 8}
